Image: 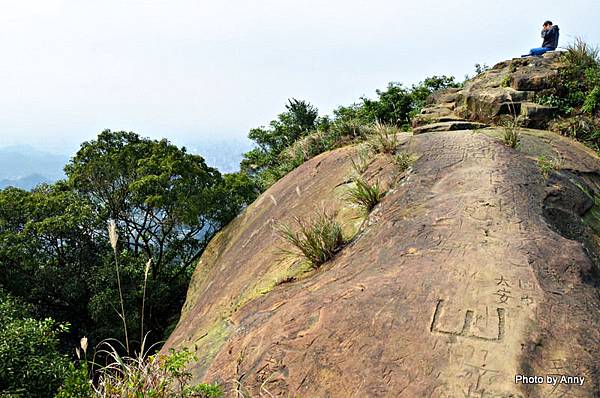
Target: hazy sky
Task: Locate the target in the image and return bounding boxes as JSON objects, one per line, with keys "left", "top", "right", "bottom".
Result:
{"left": 1, "top": 0, "right": 599, "bottom": 153}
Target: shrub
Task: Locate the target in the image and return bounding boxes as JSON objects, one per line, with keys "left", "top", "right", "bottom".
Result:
{"left": 346, "top": 177, "right": 385, "bottom": 214}
{"left": 549, "top": 115, "right": 600, "bottom": 152}
{"left": 548, "top": 38, "right": 600, "bottom": 115}
{"left": 94, "top": 345, "right": 222, "bottom": 398}
{"left": 277, "top": 210, "right": 344, "bottom": 268}
{"left": 331, "top": 119, "right": 372, "bottom": 141}
{"left": 535, "top": 93, "right": 574, "bottom": 115}
{"left": 54, "top": 363, "right": 93, "bottom": 398}
{"left": 56, "top": 342, "right": 222, "bottom": 398}
{"left": 474, "top": 63, "right": 490, "bottom": 75}
{"left": 0, "top": 291, "right": 70, "bottom": 398}
{"left": 582, "top": 86, "right": 600, "bottom": 114}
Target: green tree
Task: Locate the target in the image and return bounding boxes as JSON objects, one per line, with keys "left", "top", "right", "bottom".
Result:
{"left": 410, "top": 75, "right": 461, "bottom": 113}
{"left": 64, "top": 130, "right": 233, "bottom": 343}
{"left": 333, "top": 75, "right": 459, "bottom": 128}
{"left": 241, "top": 98, "right": 320, "bottom": 174}
{"left": 0, "top": 183, "right": 102, "bottom": 341}
{"left": 361, "top": 82, "right": 414, "bottom": 126}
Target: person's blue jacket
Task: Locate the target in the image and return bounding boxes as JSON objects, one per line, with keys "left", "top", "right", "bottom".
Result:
{"left": 541, "top": 25, "right": 559, "bottom": 49}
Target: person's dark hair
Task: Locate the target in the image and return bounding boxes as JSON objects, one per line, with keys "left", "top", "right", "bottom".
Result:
{"left": 543, "top": 20, "right": 553, "bottom": 26}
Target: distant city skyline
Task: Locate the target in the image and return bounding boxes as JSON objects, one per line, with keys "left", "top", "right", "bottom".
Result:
{"left": 1, "top": 0, "right": 599, "bottom": 153}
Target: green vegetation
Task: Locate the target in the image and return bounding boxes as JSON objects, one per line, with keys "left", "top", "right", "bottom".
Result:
{"left": 241, "top": 76, "right": 459, "bottom": 191}
{"left": 0, "top": 131, "right": 252, "bottom": 396}
{"left": 277, "top": 210, "right": 344, "bottom": 268}
{"left": 582, "top": 86, "right": 600, "bottom": 114}
{"left": 0, "top": 132, "right": 256, "bottom": 351}
{"left": 474, "top": 63, "right": 490, "bottom": 75}
{"left": 0, "top": 70, "right": 459, "bottom": 395}
{"left": 0, "top": 290, "right": 70, "bottom": 398}
{"left": 350, "top": 145, "right": 373, "bottom": 175}
{"left": 346, "top": 177, "right": 385, "bottom": 214}
{"left": 535, "top": 38, "right": 600, "bottom": 152}
{"left": 394, "top": 152, "right": 417, "bottom": 172}
{"left": 55, "top": 341, "right": 222, "bottom": 398}
{"left": 537, "top": 155, "right": 562, "bottom": 179}
{"left": 550, "top": 115, "right": 600, "bottom": 152}
{"left": 502, "top": 114, "right": 523, "bottom": 149}
{"left": 367, "top": 123, "right": 401, "bottom": 154}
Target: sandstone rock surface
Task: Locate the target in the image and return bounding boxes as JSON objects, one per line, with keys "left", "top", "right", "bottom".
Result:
{"left": 165, "top": 53, "right": 600, "bottom": 397}
{"left": 165, "top": 126, "right": 600, "bottom": 397}
{"left": 413, "top": 52, "right": 563, "bottom": 130}
{"left": 413, "top": 121, "right": 487, "bottom": 134}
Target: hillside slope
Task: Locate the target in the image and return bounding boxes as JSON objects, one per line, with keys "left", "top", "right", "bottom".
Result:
{"left": 165, "top": 55, "right": 600, "bottom": 397}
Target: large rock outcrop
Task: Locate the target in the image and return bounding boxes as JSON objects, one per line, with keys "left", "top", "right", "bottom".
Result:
{"left": 165, "top": 57, "right": 600, "bottom": 397}
{"left": 413, "top": 52, "right": 563, "bottom": 131}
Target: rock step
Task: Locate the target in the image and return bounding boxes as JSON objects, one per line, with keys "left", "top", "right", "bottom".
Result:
{"left": 413, "top": 121, "right": 488, "bottom": 134}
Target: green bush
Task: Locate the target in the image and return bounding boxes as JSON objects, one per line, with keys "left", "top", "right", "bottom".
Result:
{"left": 550, "top": 115, "right": 600, "bottom": 152}
{"left": 501, "top": 113, "right": 523, "bottom": 149}
{"left": 55, "top": 344, "right": 222, "bottom": 398}
{"left": 582, "top": 86, "right": 600, "bottom": 114}
{"left": 54, "top": 363, "right": 93, "bottom": 398}
{"left": 96, "top": 345, "right": 222, "bottom": 398}
{"left": 242, "top": 76, "right": 459, "bottom": 194}
{"left": 0, "top": 291, "right": 70, "bottom": 398}
{"left": 546, "top": 38, "right": 600, "bottom": 116}
{"left": 536, "top": 93, "right": 574, "bottom": 115}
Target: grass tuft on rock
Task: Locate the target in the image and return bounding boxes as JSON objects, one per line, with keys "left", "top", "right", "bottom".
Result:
{"left": 501, "top": 112, "right": 523, "bottom": 149}
{"left": 537, "top": 155, "right": 562, "bottom": 179}
{"left": 276, "top": 210, "right": 344, "bottom": 268}
{"left": 394, "top": 152, "right": 417, "bottom": 172}
{"left": 346, "top": 177, "right": 385, "bottom": 214}
{"left": 367, "top": 123, "right": 400, "bottom": 154}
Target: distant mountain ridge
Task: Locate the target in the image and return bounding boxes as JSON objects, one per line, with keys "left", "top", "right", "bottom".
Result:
{"left": 0, "top": 146, "right": 68, "bottom": 190}
{"left": 0, "top": 173, "right": 51, "bottom": 190}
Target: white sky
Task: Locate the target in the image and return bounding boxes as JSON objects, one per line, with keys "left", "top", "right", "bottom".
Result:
{"left": 1, "top": 0, "right": 599, "bottom": 153}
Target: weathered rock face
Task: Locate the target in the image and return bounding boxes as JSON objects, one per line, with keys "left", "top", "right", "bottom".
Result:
{"left": 413, "top": 120, "right": 487, "bottom": 134}
{"left": 165, "top": 122, "right": 600, "bottom": 396}
{"left": 413, "top": 52, "right": 563, "bottom": 130}
{"left": 165, "top": 53, "right": 600, "bottom": 396}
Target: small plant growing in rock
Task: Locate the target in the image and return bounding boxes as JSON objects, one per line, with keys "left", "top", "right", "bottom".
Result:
{"left": 368, "top": 123, "right": 400, "bottom": 154}
{"left": 394, "top": 152, "right": 416, "bottom": 172}
{"left": 537, "top": 155, "right": 562, "bottom": 179}
{"left": 564, "top": 37, "right": 599, "bottom": 70}
{"left": 501, "top": 104, "right": 524, "bottom": 149}
{"left": 276, "top": 210, "right": 344, "bottom": 268}
{"left": 346, "top": 177, "right": 385, "bottom": 214}
{"left": 474, "top": 63, "right": 490, "bottom": 75}
{"left": 350, "top": 144, "right": 373, "bottom": 175}
{"left": 503, "top": 122, "right": 521, "bottom": 148}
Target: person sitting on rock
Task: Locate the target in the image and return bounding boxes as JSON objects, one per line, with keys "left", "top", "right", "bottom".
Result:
{"left": 523, "top": 21, "right": 559, "bottom": 57}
